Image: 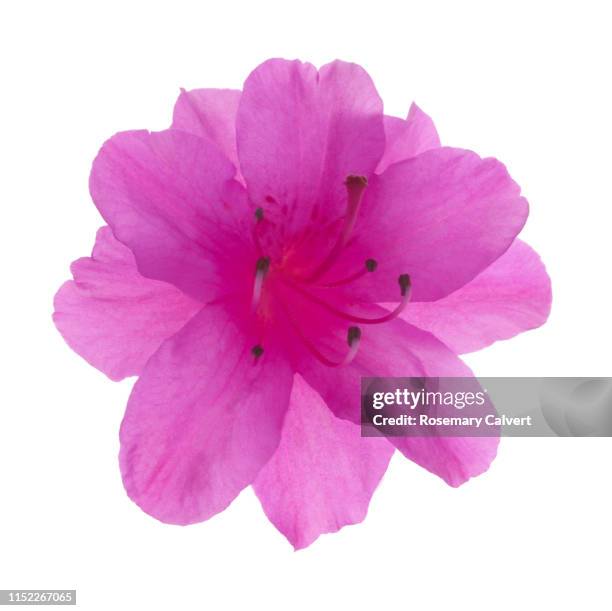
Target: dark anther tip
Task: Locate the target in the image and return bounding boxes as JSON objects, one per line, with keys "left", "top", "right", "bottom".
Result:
{"left": 255, "top": 207, "right": 264, "bottom": 222}
{"left": 251, "top": 345, "right": 264, "bottom": 359}
{"left": 345, "top": 175, "right": 368, "bottom": 187}
{"left": 347, "top": 326, "right": 362, "bottom": 345}
{"left": 398, "top": 273, "right": 412, "bottom": 296}
{"left": 256, "top": 256, "right": 271, "bottom": 273}
{"left": 365, "top": 258, "right": 378, "bottom": 272}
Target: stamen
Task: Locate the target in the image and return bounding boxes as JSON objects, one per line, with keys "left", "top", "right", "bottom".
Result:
{"left": 342, "top": 326, "right": 362, "bottom": 366}
{"left": 253, "top": 208, "right": 264, "bottom": 255}
{"left": 251, "top": 344, "right": 264, "bottom": 362}
{"left": 252, "top": 256, "right": 270, "bottom": 311}
{"left": 304, "top": 175, "right": 368, "bottom": 283}
{"left": 365, "top": 258, "right": 378, "bottom": 272}
{"left": 398, "top": 273, "right": 411, "bottom": 296}
{"left": 281, "top": 273, "right": 412, "bottom": 325}
{"left": 318, "top": 258, "right": 378, "bottom": 288}
{"left": 304, "top": 325, "right": 363, "bottom": 367}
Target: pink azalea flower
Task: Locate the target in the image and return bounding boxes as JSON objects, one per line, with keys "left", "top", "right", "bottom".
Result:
{"left": 53, "top": 59, "right": 551, "bottom": 549}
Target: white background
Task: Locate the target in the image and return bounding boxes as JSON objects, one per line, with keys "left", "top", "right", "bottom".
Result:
{"left": 1, "top": 1, "right": 611, "bottom": 609}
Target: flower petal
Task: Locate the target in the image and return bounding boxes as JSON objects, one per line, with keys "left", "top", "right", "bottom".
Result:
{"left": 236, "top": 58, "right": 385, "bottom": 233}
{"left": 393, "top": 428, "right": 498, "bottom": 488}
{"left": 171, "top": 88, "right": 241, "bottom": 171}
{"left": 297, "top": 315, "right": 426, "bottom": 424}
{"left": 400, "top": 239, "right": 552, "bottom": 353}
{"left": 376, "top": 103, "right": 441, "bottom": 174}
{"left": 300, "top": 312, "right": 498, "bottom": 486}
{"left": 53, "top": 227, "right": 201, "bottom": 381}
{"left": 90, "top": 128, "right": 252, "bottom": 301}
{"left": 120, "top": 304, "right": 293, "bottom": 525}
{"left": 334, "top": 147, "right": 529, "bottom": 302}
{"left": 253, "top": 374, "right": 394, "bottom": 550}
{"left": 298, "top": 312, "right": 464, "bottom": 424}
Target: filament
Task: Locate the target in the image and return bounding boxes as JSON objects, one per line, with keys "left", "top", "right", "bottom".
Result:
{"left": 317, "top": 258, "right": 378, "bottom": 288}
{"left": 282, "top": 273, "right": 412, "bottom": 325}
{"left": 252, "top": 256, "right": 270, "bottom": 311}
{"left": 278, "top": 297, "right": 362, "bottom": 367}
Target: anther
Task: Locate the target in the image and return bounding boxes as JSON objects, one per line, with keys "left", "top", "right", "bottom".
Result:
{"left": 347, "top": 326, "right": 361, "bottom": 345}
{"left": 339, "top": 326, "right": 362, "bottom": 366}
{"left": 365, "top": 258, "right": 378, "bottom": 272}
{"left": 256, "top": 256, "right": 271, "bottom": 274}
{"left": 255, "top": 207, "right": 264, "bottom": 222}
{"left": 252, "top": 256, "right": 271, "bottom": 311}
{"left": 398, "top": 273, "right": 411, "bottom": 297}
{"left": 251, "top": 344, "right": 264, "bottom": 361}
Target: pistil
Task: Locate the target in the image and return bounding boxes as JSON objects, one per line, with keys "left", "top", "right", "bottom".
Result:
{"left": 304, "top": 175, "right": 368, "bottom": 283}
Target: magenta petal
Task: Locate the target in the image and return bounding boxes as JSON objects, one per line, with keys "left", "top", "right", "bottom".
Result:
{"left": 172, "top": 88, "right": 241, "bottom": 171}
{"left": 53, "top": 227, "right": 201, "bottom": 381}
{"left": 254, "top": 375, "right": 394, "bottom": 550}
{"left": 236, "top": 58, "right": 385, "bottom": 232}
{"left": 90, "top": 128, "right": 246, "bottom": 301}
{"left": 301, "top": 312, "right": 497, "bottom": 486}
{"left": 382, "top": 325, "right": 498, "bottom": 487}
{"left": 401, "top": 239, "right": 552, "bottom": 353}
{"left": 120, "top": 304, "right": 293, "bottom": 525}
{"left": 376, "top": 103, "right": 441, "bottom": 174}
{"left": 337, "top": 147, "right": 529, "bottom": 302}
{"left": 299, "top": 312, "right": 469, "bottom": 424}
{"left": 393, "top": 433, "right": 498, "bottom": 488}
{"left": 298, "top": 315, "right": 427, "bottom": 424}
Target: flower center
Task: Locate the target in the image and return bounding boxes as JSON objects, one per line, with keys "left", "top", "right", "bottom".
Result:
{"left": 249, "top": 176, "right": 411, "bottom": 367}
